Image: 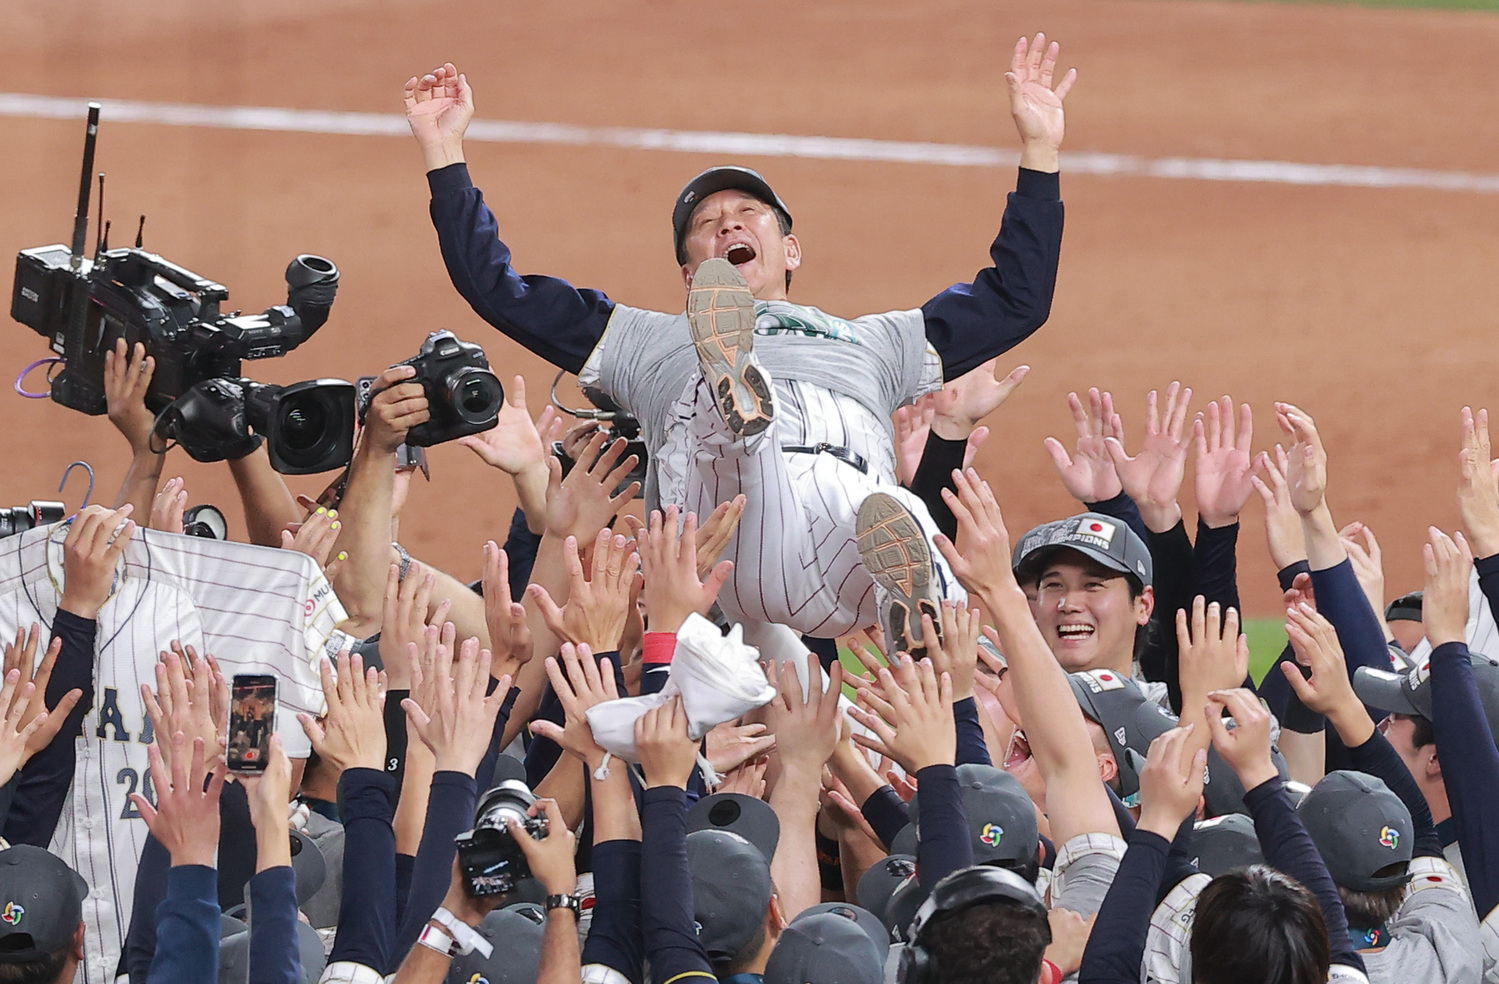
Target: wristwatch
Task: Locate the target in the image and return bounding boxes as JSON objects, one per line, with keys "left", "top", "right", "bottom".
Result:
{"left": 546, "top": 892, "right": 582, "bottom": 917}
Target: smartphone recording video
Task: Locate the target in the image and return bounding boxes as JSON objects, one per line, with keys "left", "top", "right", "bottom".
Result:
{"left": 227, "top": 674, "right": 277, "bottom": 773}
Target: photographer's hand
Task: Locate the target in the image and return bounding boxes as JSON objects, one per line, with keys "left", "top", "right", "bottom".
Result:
{"left": 106, "top": 339, "right": 168, "bottom": 518}
{"left": 510, "top": 797, "right": 578, "bottom": 896}
{"left": 365, "top": 365, "right": 429, "bottom": 456}
{"left": 403, "top": 63, "right": 473, "bottom": 172}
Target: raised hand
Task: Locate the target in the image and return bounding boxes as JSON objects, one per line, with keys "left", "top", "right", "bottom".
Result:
{"left": 848, "top": 655, "right": 955, "bottom": 774}
{"left": 0, "top": 669, "right": 73, "bottom": 787}
{"left": 1204, "top": 688, "right": 1278, "bottom": 791}
{"left": 1280, "top": 603, "right": 1370, "bottom": 743}
{"left": 765, "top": 655, "right": 844, "bottom": 778}
{"left": 1423, "top": 527, "right": 1473, "bottom": 648}
{"left": 529, "top": 644, "right": 619, "bottom": 771}
{"left": 135, "top": 733, "right": 226, "bottom": 868}
{"left": 149, "top": 477, "right": 188, "bottom": 534}
{"left": 631, "top": 505, "right": 733, "bottom": 634}
{"left": 1045, "top": 389, "right": 1123, "bottom": 504}
{"left": 1457, "top": 407, "right": 1499, "bottom": 559}
{"left": 363, "top": 365, "right": 429, "bottom": 456}
{"left": 2, "top": 626, "right": 80, "bottom": 760}
{"left": 930, "top": 361, "right": 1030, "bottom": 441}
{"left": 402, "top": 62, "right": 474, "bottom": 170}
{"left": 1107, "top": 382, "right": 1192, "bottom": 532}
{"left": 1193, "top": 397, "right": 1257, "bottom": 529}
{"left": 1006, "top": 34, "right": 1077, "bottom": 172}
{"left": 704, "top": 720, "right": 776, "bottom": 777}
{"left": 1135, "top": 725, "right": 1207, "bottom": 838}
{"left": 59, "top": 505, "right": 135, "bottom": 619}
{"left": 299, "top": 652, "right": 387, "bottom": 774}
{"left": 142, "top": 645, "right": 227, "bottom": 773}
{"left": 1250, "top": 444, "right": 1307, "bottom": 570}
{"left": 402, "top": 637, "right": 511, "bottom": 776}
{"left": 635, "top": 696, "right": 699, "bottom": 790}
{"left": 1276, "top": 402, "right": 1328, "bottom": 516}
{"left": 104, "top": 339, "right": 158, "bottom": 454}
{"left": 934, "top": 468, "right": 1019, "bottom": 604}
{"left": 281, "top": 505, "right": 342, "bottom": 569}
{"left": 1176, "top": 597, "right": 1250, "bottom": 719}
{"left": 458, "top": 375, "right": 558, "bottom": 475}
{"left": 893, "top": 397, "right": 937, "bottom": 486}
{"left": 531, "top": 530, "right": 640, "bottom": 651}
{"left": 509, "top": 797, "right": 577, "bottom": 896}
{"left": 544, "top": 432, "right": 641, "bottom": 542}
{"left": 240, "top": 735, "right": 295, "bottom": 868}
{"left": 480, "top": 543, "right": 534, "bottom": 680}
{"left": 380, "top": 563, "right": 447, "bottom": 691}
{"left": 925, "top": 602, "right": 981, "bottom": 701}
{"left": 694, "top": 495, "right": 746, "bottom": 579}
{"left": 1338, "top": 522, "right": 1387, "bottom": 627}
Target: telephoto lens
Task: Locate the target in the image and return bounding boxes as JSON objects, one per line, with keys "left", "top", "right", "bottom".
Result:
{"left": 453, "top": 780, "right": 549, "bottom": 897}
{"left": 0, "top": 501, "right": 66, "bottom": 539}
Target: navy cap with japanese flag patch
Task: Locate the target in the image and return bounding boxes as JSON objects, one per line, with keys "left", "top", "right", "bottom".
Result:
{"left": 1066, "top": 670, "right": 1177, "bottom": 799}
{"left": 1013, "top": 513, "right": 1153, "bottom": 588}
{"left": 1353, "top": 650, "right": 1499, "bottom": 742}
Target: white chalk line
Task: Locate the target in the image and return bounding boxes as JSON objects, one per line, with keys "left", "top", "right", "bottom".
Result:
{"left": 4, "top": 91, "right": 1499, "bottom": 194}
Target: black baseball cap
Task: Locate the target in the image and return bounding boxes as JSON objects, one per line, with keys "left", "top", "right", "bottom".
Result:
{"left": 1190, "top": 813, "right": 1265, "bottom": 877}
{"left": 672, "top": 166, "right": 793, "bottom": 265}
{"left": 1354, "top": 651, "right": 1499, "bottom": 741}
{"left": 1384, "top": 592, "right": 1423, "bottom": 624}
{"left": 0, "top": 846, "right": 88, "bottom": 962}
{"left": 687, "top": 829, "right": 774, "bottom": 961}
{"left": 763, "top": 908, "right": 886, "bottom": 984}
{"left": 687, "top": 792, "right": 781, "bottom": 863}
{"left": 444, "top": 909, "right": 544, "bottom": 984}
{"left": 1066, "top": 669, "right": 1178, "bottom": 799}
{"left": 855, "top": 854, "right": 916, "bottom": 924}
{"left": 1298, "top": 771, "right": 1412, "bottom": 893}
{"left": 1013, "top": 513, "right": 1153, "bottom": 588}
{"left": 908, "top": 764, "right": 1039, "bottom": 867}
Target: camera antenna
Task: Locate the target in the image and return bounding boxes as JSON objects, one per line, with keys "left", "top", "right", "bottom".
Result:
{"left": 69, "top": 103, "right": 101, "bottom": 271}
{"left": 93, "top": 173, "right": 106, "bottom": 259}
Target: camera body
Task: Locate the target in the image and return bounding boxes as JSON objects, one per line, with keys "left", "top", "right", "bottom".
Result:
{"left": 151, "top": 377, "right": 356, "bottom": 475}
{"left": 0, "top": 501, "right": 65, "bottom": 540}
{"left": 395, "top": 330, "right": 503, "bottom": 447}
{"left": 453, "top": 780, "right": 549, "bottom": 897}
{"left": 13, "top": 246, "right": 340, "bottom": 416}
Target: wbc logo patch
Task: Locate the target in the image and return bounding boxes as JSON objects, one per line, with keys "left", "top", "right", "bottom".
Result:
{"left": 1379, "top": 826, "right": 1401, "bottom": 849}
{"left": 980, "top": 823, "right": 1004, "bottom": 847}
{"left": 1, "top": 902, "right": 22, "bottom": 925}
{"left": 1075, "top": 518, "right": 1116, "bottom": 546}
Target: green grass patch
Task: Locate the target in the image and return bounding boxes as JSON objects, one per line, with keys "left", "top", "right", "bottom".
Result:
{"left": 1221, "top": 0, "right": 1499, "bottom": 10}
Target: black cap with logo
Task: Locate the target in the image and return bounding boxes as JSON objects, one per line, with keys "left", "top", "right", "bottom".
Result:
{"left": 0, "top": 846, "right": 89, "bottom": 963}
{"left": 672, "top": 166, "right": 793, "bottom": 265}
{"left": 1297, "top": 771, "right": 1412, "bottom": 893}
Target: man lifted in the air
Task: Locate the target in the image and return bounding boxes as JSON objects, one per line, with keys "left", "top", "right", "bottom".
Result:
{"left": 404, "top": 36, "right": 1076, "bottom": 649}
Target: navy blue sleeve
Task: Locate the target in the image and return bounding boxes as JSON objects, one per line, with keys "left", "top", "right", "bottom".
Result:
{"left": 1084, "top": 491, "right": 1150, "bottom": 547}
{"left": 1193, "top": 519, "right": 1241, "bottom": 615}
{"left": 4, "top": 609, "right": 95, "bottom": 846}
{"left": 1345, "top": 729, "right": 1441, "bottom": 859}
{"left": 1257, "top": 563, "right": 1326, "bottom": 733}
{"left": 393, "top": 770, "right": 478, "bottom": 959}
{"left": 328, "top": 768, "right": 398, "bottom": 972}
{"left": 582, "top": 839, "right": 644, "bottom": 984}
{"left": 1308, "top": 559, "right": 1391, "bottom": 678}
{"left": 427, "top": 164, "right": 614, "bottom": 374}
{"left": 914, "top": 764, "right": 972, "bottom": 888}
{"left": 248, "top": 866, "right": 302, "bottom": 984}
{"left": 1429, "top": 640, "right": 1499, "bottom": 916}
{"left": 1077, "top": 829, "right": 1170, "bottom": 984}
{"left": 393, "top": 853, "right": 415, "bottom": 928}
{"left": 1144, "top": 520, "right": 1195, "bottom": 711}
{"left": 1243, "top": 779, "right": 1364, "bottom": 973}
{"left": 1476, "top": 553, "right": 1499, "bottom": 631}
{"left": 952, "top": 698, "right": 992, "bottom": 767}
{"left": 475, "top": 685, "right": 522, "bottom": 792}
{"left": 920, "top": 169, "right": 1063, "bottom": 380}
{"left": 125, "top": 835, "right": 171, "bottom": 984}
{"left": 146, "top": 865, "right": 220, "bottom": 984}
{"left": 908, "top": 433, "right": 967, "bottom": 540}
{"left": 1157, "top": 817, "right": 1200, "bottom": 907}
{"left": 503, "top": 508, "right": 542, "bottom": 596}
{"left": 639, "top": 786, "right": 717, "bottom": 983}
{"left": 860, "top": 786, "right": 911, "bottom": 852}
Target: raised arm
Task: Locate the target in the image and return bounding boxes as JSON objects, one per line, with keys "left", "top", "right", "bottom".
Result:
{"left": 405, "top": 64, "right": 614, "bottom": 372}
{"left": 921, "top": 35, "right": 1072, "bottom": 379}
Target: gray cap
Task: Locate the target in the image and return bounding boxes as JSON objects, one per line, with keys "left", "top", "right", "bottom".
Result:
{"left": 444, "top": 909, "right": 543, "bottom": 984}
{"left": 763, "top": 909, "right": 885, "bottom": 984}
{"left": 687, "top": 829, "right": 774, "bottom": 961}
{"left": 908, "top": 764, "right": 1039, "bottom": 867}
{"left": 1190, "top": 813, "right": 1264, "bottom": 877}
{"left": 1013, "top": 513, "right": 1153, "bottom": 588}
{"left": 1298, "top": 771, "right": 1412, "bottom": 893}
{"left": 289, "top": 830, "right": 326, "bottom": 905}
{"left": 1354, "top": 650, "right": 1499, "bottom": 742}
{"left": 1201, "top": 743, "right": 1291, "bottom": 819}
{"left": 889, "top": 824, "right": 918, "bottom": 859}
{"left": 856, "top": 855, "right": 916, "bottom": 924}
{"left": 219, "top": 921, "right": 327, "bottom": 984}
{"left": 798, "top": 903, "right": 890, "bottom": 961}
{"left": 883, "top": 874, "right": 931, "bottom": 944}
{"left": 688, "top": 793, "right": 781, "bottom": 863}
{"left": 672, "top": 166, "right": 793, "bottom": 265}
{"left": 0, "top": 846, "right": 88, "bottom": 962}
{"left": 1066, "top": 670, "right": 1178, "bottom": 799}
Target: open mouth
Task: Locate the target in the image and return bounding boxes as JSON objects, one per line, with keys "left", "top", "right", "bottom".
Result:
{"left": 1055, "top": 623, "right": 1096, "bottom": 643}
{"left": 723, "top": 242, "right": 757, "bottom": 266}
{"left": 1004, "top": 730, "right": 1032, "bottom": 770}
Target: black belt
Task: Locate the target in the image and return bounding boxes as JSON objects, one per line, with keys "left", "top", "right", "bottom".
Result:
{"left": 782, "top": 443, "right": 868, "bottom": 474}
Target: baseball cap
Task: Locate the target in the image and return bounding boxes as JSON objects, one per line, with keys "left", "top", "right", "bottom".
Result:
{"left": 687, "top": 829, "right": 774, "bottom": 961}
{"left": 856, "top": 854, "right": 916, "bottom": 924}
{"left": 672, "top": 166, "right": 793, "bottom": 265}
{"left": 0, "top": 846, "right": 88, "bottom": 962}
{"left": 1066, "top": 669, "right": 1178, "bottom": 799}
{"left": 687, "top": 792, "right": 781, "bottom": 862}
{"left": 763, "top": 909, "right": 885, "bottom": 984}
{"left": 882, "top": 873, "right": 931, "bottom": 944}
{"left": 1190, "top": 814, "right": 1265, "bottom": 877}
{"left": 907, "top": 764, "right": 1039, "bottom": 867}
{"left": 1384, "top": 591, "right": 1423, "bottom": 623}
{"left": 1353, "top": 651, "right": 1499, "bottom": 741}
{"left": 1013, "top": 513, "right": 1153, "bottom": 588}
{"left": 444, "top": 908, "right": 543, "bottom": 984}
{"left": 219, "top": 921, "right": 327, "bottom": 984}
{"left": 1297, "top": 771, "right": 1412, "bottom": 892}
{"left": 289, "top": 830, "right": 326, "bottom": 905}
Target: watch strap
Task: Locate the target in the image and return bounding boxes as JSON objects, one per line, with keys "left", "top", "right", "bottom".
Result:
{"left": 546, "top": 893, "right": 582, "bottom": 916}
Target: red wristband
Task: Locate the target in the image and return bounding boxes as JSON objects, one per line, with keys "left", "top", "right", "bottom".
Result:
{"left": 1042, "top": 959, "right": 1062, "bottom": 984}
{"left": 643, "top": 632, "right": 677, "bottom": 666}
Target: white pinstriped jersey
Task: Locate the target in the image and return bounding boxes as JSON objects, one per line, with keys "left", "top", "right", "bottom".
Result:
{"left": 0, "top": 526, "right": 344, "bottom": 984}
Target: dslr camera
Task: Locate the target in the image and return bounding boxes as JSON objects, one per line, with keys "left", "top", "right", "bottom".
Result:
{"left": 453, "top": 780, "right": 548, "bottom": 897}
{"left": 390, "top": 330, "right": 503, "bottom": 447}
{"left": 0, "top": 501, "right": 65, "bottom": 540}
{"left": 151, "top": 377, "right": 356, "bottom": 475}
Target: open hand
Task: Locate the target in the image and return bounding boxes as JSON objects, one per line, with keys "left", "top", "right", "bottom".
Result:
{"left": 403, "top": 63, "right": 474, "bottom": 169}
{"left": 300, "top": 652, "right": 386, "bottom": 773}
{"left": 531, "top": 530, "right": 640, "bottom": 652}
{"left": 630, "top": 505, "right": 733, "bottom": 634}
{"left": 1106, "top": 382, "right": 1192, "bottom": 532}
{"left": 543, "top": 432, "right": 640, "bottom": 541}
{"left": 1458, "top": 407, "right": 1499, "bottom": 558}
{"left": 149, "top": 477, "right": 188, "bottom": 534}
{"left": 1006, "top": 34, "right": 1077, "bottom": 171}
{"left": 104, "top": 339, "right": 158, "bottom": 454}
{"left": 1250, "top": 445, "right": 1307, "bottom": 570}
{"left": 1193, "top": 397, "right": 1257, "bottom": 529}
{"left": 848, "top": 655, "right": 955, "bottom": 774}
{"left": 1423, "top": 526, "right": 1473, "bottom": 648}
{"left": 1045, "top": 389, "right": 1123, "bottom": 504}
{"left": 481, "top": 542, "right": 534, "bottom": 680}
{"left": 529, "top": 644, "right": 619, "bottom": 771}
{"left": 1276, "top": 403, "right": 1328, "bottom": 516}
{"left": 930, "top": 361, "right": 1030, "bottom": 440}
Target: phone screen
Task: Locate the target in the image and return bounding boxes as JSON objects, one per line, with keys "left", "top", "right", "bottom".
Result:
{"left": 227, "top": 675, "right": 277, "bottom": 773}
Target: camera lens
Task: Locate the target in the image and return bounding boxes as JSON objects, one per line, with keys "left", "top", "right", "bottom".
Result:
{"left": 281, "top": 398, "right": 327, "bottom": 453}
{"left": 446, "top": 368, "right": 504, "bottom": 425}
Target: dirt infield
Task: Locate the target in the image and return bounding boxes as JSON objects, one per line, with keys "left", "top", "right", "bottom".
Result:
{"left": 5, "top": 0, "right": 1499, "bottom": 615}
